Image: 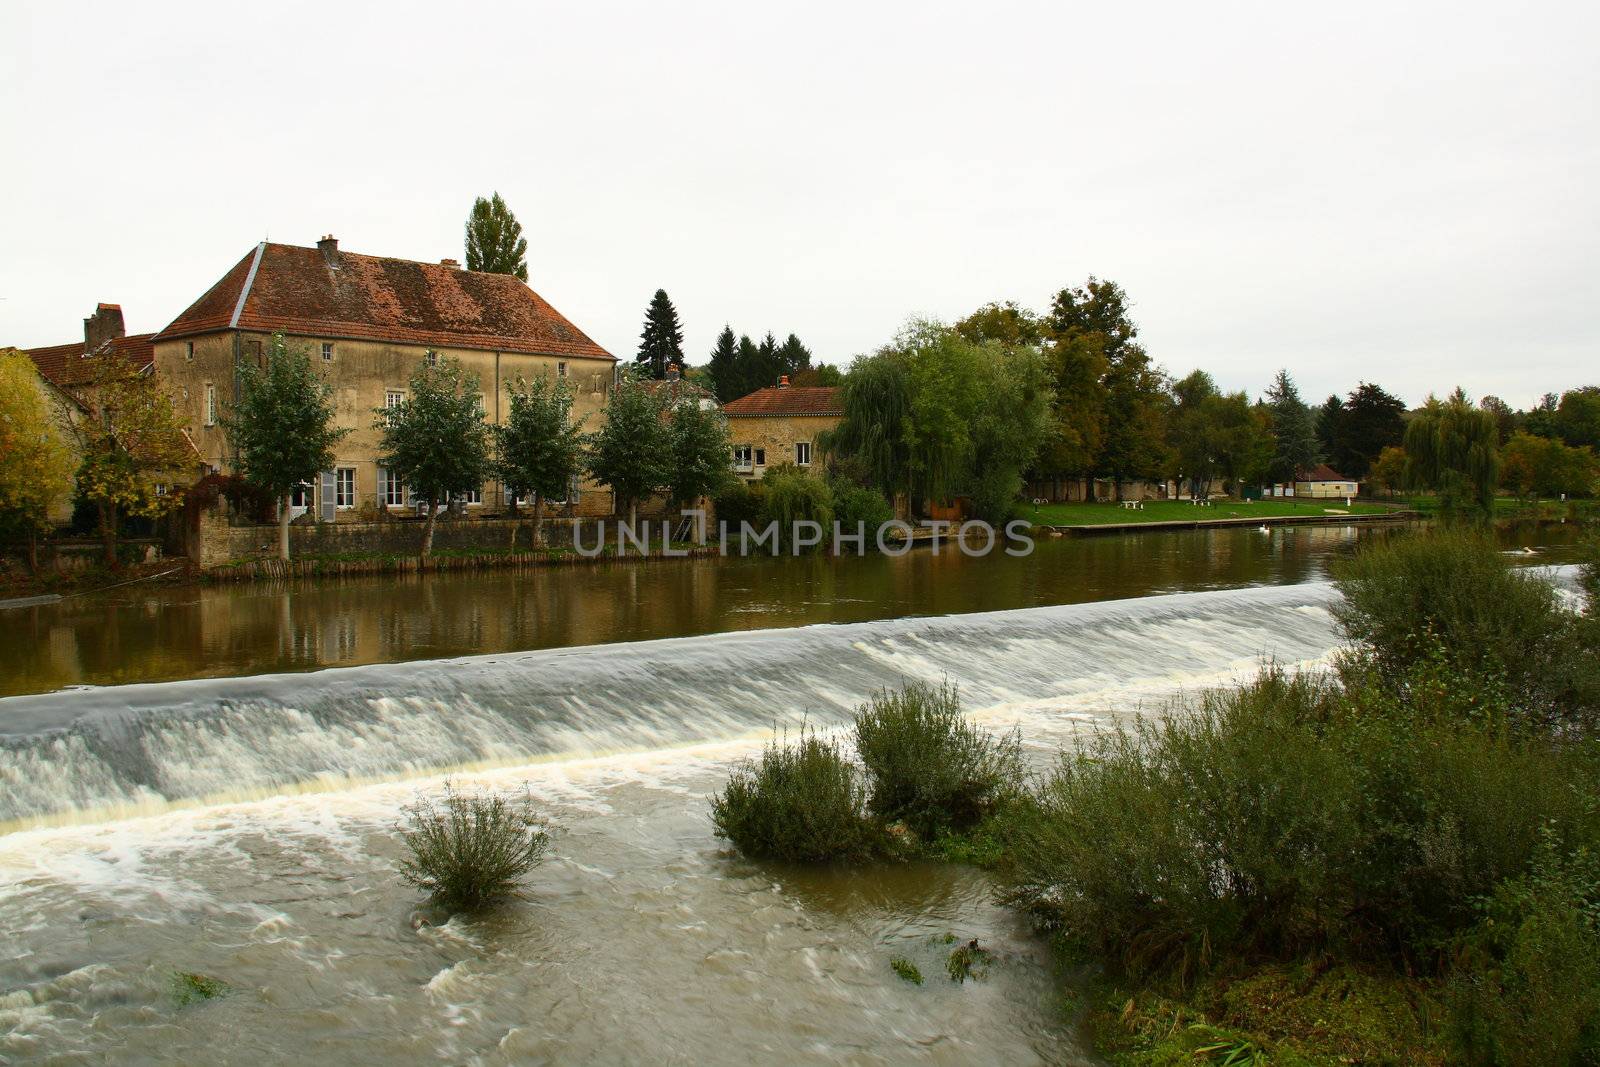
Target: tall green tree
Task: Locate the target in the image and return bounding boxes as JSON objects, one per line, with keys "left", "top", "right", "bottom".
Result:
{"left": 1048, "top": 278, "right": 1166, "bottom": 499}
{"left": 756, "top": 332, "right": 781, "bottom": 388}
{"left": 463, "top": 192, "right": 529, "bottom": 280}
{"left": 1501, "top": 431, "right": 1598, "bottom": 500}
{"left": 777, "top": 333, "right": 813, "bottom": 376}
{"left": 733, "top": 334, "right": 762, "bottom": 398}
{"left": 1555, "top": 386, "right": 1600, "bottom": 449}
{"left": 587, "top": 369, "right": 671, "bottom": 527}
{"left": 1404, "top": 388, "right": 1501, "bottom": 520}
{"left": 953, "top": 301, "right": 1044, "bottom": 350}
{"left": 1263, "top": 369, "right": 1320, "bottom": 485}
{"left": 635, "top": 289, "right": 685, "bottom": 380}
{"left": 826, "top": 352, "right": 913, "bottom": 497}
{"left": 1335, "top": 382, "right": 1407, "bottom": 477}
{"left": 496, "top": 372, "right": 586, "bottom": 546}
{"left": 706, "top": 325, "right": 740, "bottom": 403}
{"left": 225, "top": 333, "right": 349, "bottom": 560}
{"left": 375, "top": 357, "right": 492, "bottom": 558}
{"left": 666, "top": 399, "right": 734, "bottom": 535}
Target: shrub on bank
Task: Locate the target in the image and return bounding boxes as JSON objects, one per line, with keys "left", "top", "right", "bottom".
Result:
{"left": 831, "top": 485, "right": 894, "bottom": 550}
{"left": 759, "top": 464, "right": 834, "bottom": 552}
{"left": 1331, "top": 528, "right": 1600, "bottom": 731}
{"left": 710, "top": 729, "right": 881, "bottom": 862}
{"left": 713, "top": 481, "right": 765, "bottom": 532}
{"left": 399, "top": 783, "right": 550, "bottom": 913}
{"left": 853, "top": 681, "right": 1022, "bottom": 842}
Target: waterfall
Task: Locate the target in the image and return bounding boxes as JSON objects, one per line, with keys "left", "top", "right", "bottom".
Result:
{"left": 0, "top": 583, "right": 1344, "bottom": 829}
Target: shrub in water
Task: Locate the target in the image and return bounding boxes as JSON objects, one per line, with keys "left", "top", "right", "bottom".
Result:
{"left": 711, "top": 728, "right": 880, "bottom": 862}
{"left": 853, "top": 681, "right": 1023, "bottom": 842}
{"left": 399, "top": 783, "right": 550, "bottom": 913}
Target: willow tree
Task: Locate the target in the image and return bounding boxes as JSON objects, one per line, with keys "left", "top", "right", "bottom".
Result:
{"left": 0, "top": 349, "right": 76, "bottom": 570}
{"left": 225, "top": 333, "right": 347, "bottom": 560}
{"left": 825, "top": 349, "right": 912, "bottom": 498}
{"left": 1404, "top": 388, "right": 1500, "bottom": 520}
{"left": 376, "top": 358, "right": 492, "bottom": 558}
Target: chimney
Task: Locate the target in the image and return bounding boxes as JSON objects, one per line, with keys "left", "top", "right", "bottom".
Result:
{"left": 83, "top": 302, "right": 125, "bottom": 352}
{"left": 317, "top": 234, "right": 340, "bottom": 266}
{"left": 667, "top": 363, "right": 680, "bottom": 381}
{"left": 778, "top": 374, "right": 790, "bottom": 388}
{"left": 439, "top": 257, "right": 461, "bottom": 269}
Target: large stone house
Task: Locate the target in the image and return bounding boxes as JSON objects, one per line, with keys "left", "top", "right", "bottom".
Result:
{"left": 151, "top": 237, "right": 618, "bottom": 520}
{"left": 722, "top": 381, "right": 842, "bottom": 480}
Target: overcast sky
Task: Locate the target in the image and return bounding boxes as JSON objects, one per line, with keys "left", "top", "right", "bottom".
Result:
{"left": 2, "top": 1, "right": 1595, "bottom": 407}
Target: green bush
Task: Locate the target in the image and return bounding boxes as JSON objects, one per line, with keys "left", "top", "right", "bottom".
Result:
{"left": 713, "top": 480, "right": 765, "bottom": 532}
{"left": 831, "top": 484, "right": 894, "bottom": 551}
{"left": 853, "top": 681, "right": 1023, "bottom": 842}
{"left": 1331, "top": 529, "right": 1599, "bottom": 731}
{"left": 1001, "top": 667, "right": 1600, "bottom": 980}
{"left": 399, "top": 783, "right": 550, "bottom": 913}
{"left": 759, "top": 464, "right": 834, "bottom": 552}
{"left": 1448, "top": 833, "right": 1600, "bottom": 1066}
{"left": 711, "top": 729, "right": 881, "bottom": 862}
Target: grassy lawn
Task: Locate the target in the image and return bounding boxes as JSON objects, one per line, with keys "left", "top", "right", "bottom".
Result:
{"left": 1021, "top": 498, "right": 1396, "bottom": 527}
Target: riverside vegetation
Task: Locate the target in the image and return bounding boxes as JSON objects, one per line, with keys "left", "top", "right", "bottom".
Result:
{"left": 707, "top": 531, "right": 1600, "bottom": 1065}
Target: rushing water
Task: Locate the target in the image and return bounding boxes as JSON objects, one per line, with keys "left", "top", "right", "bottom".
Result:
{"left": 0, "top": 523, "right": 1583, "bottom": 1063}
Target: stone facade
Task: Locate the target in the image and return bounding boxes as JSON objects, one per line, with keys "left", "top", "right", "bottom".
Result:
{"left": 722, "top": 385, "right": 842, "bottom": 481}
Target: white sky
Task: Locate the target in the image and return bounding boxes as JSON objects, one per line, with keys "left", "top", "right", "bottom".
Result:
{"left": 2, "top": 1, "right": 1595, "bottom": 407}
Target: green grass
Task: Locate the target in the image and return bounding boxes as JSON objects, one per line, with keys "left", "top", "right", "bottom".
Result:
{"left": 1021, "top": 499, "right": 1395, "bottom": 527}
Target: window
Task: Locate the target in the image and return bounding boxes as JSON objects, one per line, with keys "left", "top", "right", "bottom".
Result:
{"left": 733, "top": 445, "right": 752, "bottom": 471}
{"left": 424, "top": 350, "right": 438, "bottom": 367}
{"left": 795, "top": 441, "right": 812, "bottom": 467}
{"left": 754, "top": 447, "right": 766, "bottom": 467}
{"left": 185, "top": 341, "right": 194, "bottom": 362}
{"left": 557, "top": 361, "right": 568, "bottom": 379}
{"left": 385, "top": 390, "right": 405, "bottom": 409}
{"left": 321, "top": 343, "right": 334, "bottom": 362}
{"left": 204, "top": 383, "right": 216, "bottom": 426}
{"left": 335, "top": 468, "right": 355, "bottom": 508}
{"left": 461, "top": 486, "right": 483, "bottom": 505}
{"left": 475, "top": 394, "right": 487, "bottom": 418}
{"left": 290, "top": 482, "right": 311, "bottom": 508}
{"left": 381, "top": 469, "right": 405, "bottom": 507}
{"left": 154, "top": 483, "right": 169, "bottom": 497}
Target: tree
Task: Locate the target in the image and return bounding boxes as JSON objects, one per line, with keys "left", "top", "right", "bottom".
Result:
{"left": 706, "top": 325, "right": 740, "bottom": 404}
{"left": 732, "top": 334, "right": 763, "bottom": 398}
{"left": 495, "top": 372, "right": 586, "bottom": 547}
{"left": 1047, "top": 278, "right": 1166, "bottom": 499}
{"left": 0, "top": 349, "right": 76, "bottom": 570}
{"left": 1263, "top": 369, "right": 1320, "bottom": 485}
{"left": 790, "top": 365, "right": 843, "bottom": 388}
{"left": 1479, "top": 395, "right": 1516, "bottom": 444}
{"left": 375, "top": 358, "right": 492, "bottom": 559}
{"left": 587, "top": 369, "right": 671, "bottom": 528}
{"left": 666, "top": 398, "right": 733, "bottom": 536}
{"left": 1035, "top": 333, "right": 1108, "bottom": 499}
{"left": 72, "top": 350, "right": 193, "bottom": 566}
{"left": 463, "top": 192, "right": 529, "bottom": 280}
{"left": 776, "top": 334, "right": 813, "bottom": 377}
{"left": 1404, "top": 388, "right": 1500, "bottom": 520}
{"left": 953, "top": 301, "right": 1044, "bottom": 350}
{"left": 827, "top": 352, "right": 913, "bottom": 497}
{"left": 756, "top": 332, "right": 781, "bottom": 388}
{"left": 1554, "top": 386, "right": 1600, "bottom": 449}
{"left": 1335, "top": 382, "right": 1407, "bottom": 477}
{"left": 1367, "top": 445, "right": 1407, "bottom": 499}
{"left": 635, "top": 289, "right": 685, "bottom": 380}
{"left": 223, "top": 333, "right": 348, "bottom": 560}
{"left": 1501, "top": 431, "right": 1598, "bottom": 500}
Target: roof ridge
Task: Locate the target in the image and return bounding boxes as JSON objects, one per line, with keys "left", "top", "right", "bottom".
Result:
{"left": 229, "top": 242, "right": 267, "bottom": 329}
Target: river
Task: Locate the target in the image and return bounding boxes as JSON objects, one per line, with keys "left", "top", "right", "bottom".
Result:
{"left": 0, "top": 523, "right": 1583, "bottom": 1063}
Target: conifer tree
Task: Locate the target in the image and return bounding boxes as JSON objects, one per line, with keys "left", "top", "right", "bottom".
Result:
{"left": 777, "top": 333, "right": 813, "bottom": 376}
{"left": 635, "top": 289, "right": 685, "bottom": 380}
{"left": 706, "top": 325, "right": 740, "bottom": 403}
{"left": 464, "top": 192, "right": 529, "bottom": 280}
{"left": 225, "top": 333, "right": 349, "bottom": 560}
{"left": 734, "top": 334, "right": 761, "bottom": 399}
{"left": 1264, "top": 369, "right": 1321, "bottom": 485}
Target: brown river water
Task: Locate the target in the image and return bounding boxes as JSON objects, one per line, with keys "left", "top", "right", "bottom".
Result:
{"left": 0, "top": 523, "right": 1584, "bottom": 1063}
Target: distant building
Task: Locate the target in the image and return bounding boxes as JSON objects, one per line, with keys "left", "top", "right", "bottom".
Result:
{"left": 722, "top": 379, "right": 842, "bottom": 480}
{"left": 1267, "top": 463, "right": 1358, "bottom": 499}
{"left": 151, "top": 237, "right": 617, "bottom": 519}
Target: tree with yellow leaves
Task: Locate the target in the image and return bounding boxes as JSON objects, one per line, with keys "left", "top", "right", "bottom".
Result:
{"left": 0, "top": 349, "right": 77, "bottom": 570}
{"left": 69, "top": 351, "right": 194, "bottom": 566}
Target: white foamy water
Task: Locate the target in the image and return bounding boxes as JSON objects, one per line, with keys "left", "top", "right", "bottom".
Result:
{"left": 0, "top": 583, "right": 1351, "bottom": 1064}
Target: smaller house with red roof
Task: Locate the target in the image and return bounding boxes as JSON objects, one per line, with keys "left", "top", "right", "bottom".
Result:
{"left": 1269, "top": 463, "right": 1358, "bottom": 499}
{"left": 722, "top": 378, "right": 842, "bottom": 480}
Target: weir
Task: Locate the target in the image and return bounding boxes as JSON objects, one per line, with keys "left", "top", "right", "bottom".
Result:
{"left": 0, "top": 583, "right": 1345, "bottom": 827}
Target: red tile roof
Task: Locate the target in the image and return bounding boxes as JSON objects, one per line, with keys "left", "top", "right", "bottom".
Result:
{"left": 155, "top": 242, "right": 615, "bottom": 360}
{"left": 24, "top": 334, "right": 155, "bottom": 389}
{"left": 723, "top": 386, "right": 842, "bottom": 417}
{"left": 1297, "top": 463, "right": 1352, "bottom": 482}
